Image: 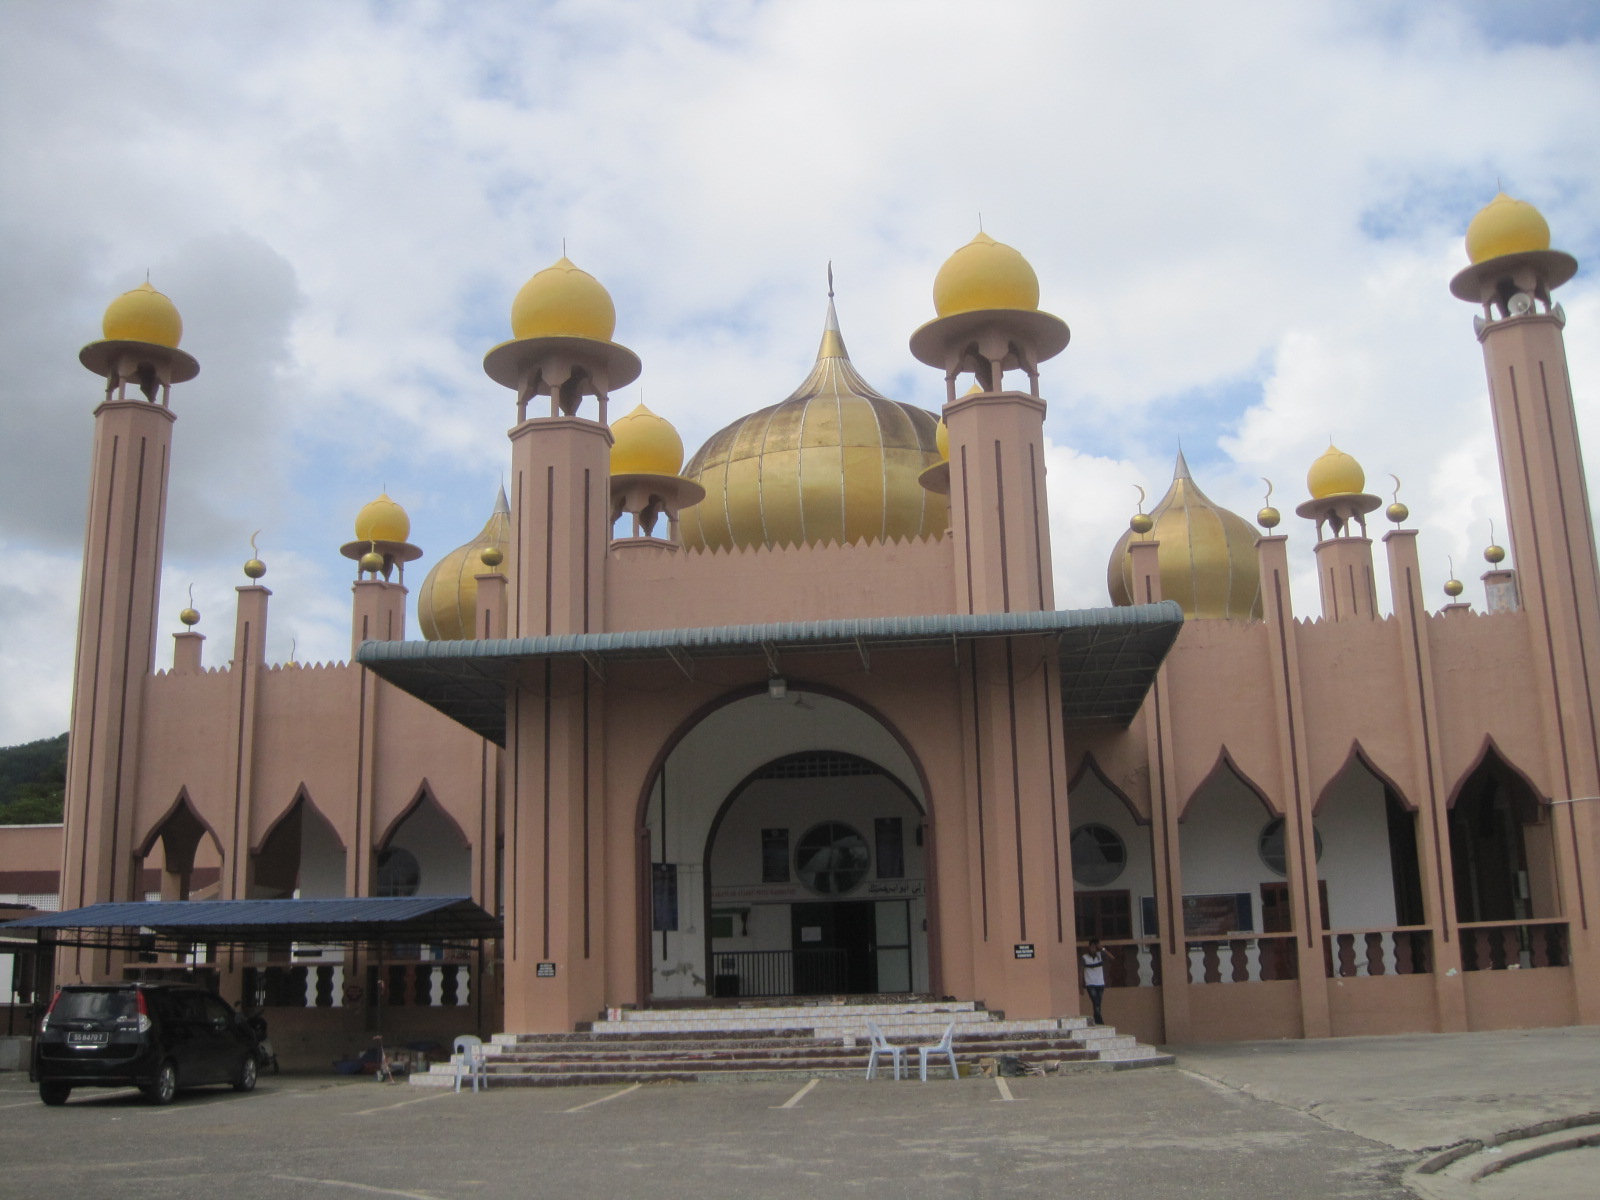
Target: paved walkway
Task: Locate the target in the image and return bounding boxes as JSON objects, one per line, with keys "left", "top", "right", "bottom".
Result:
{"left": 1175, "top": 1025, "right": 1600, "bottom": 1198}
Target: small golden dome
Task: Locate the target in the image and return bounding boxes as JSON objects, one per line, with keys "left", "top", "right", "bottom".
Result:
{"left": 1257, "top": 506, "right": 1281, "bottom": 530}
{"left": 680, "top": 301, "right": 946, "bottom": 551}
{"left": 1307, "top": 445, "right": 1365, "bottom": 499}
{"left": 1108, "top": 453, "right": 1262, "bottom": 621}
{"left": 358, "top": 549, "right": 385, "bottom": 574}
{"left": 1130, "top": 512, "right": 1154, "bottom": 536}
{"left": 243, "top": 558, "right": 266, "bottom": 580}
{"left": 480, "top": 545, "right": 504, "bottom": 569}
{"left": 510, "top": 256, "right": 617, "bottom": 341}
{"left": 354, "top": 493, "right": 411, "bottom": 544}
{"left": 1444, "top": 577, "right": 1464, "bottom": 598}
{"left": 935, "top": 417, "right": 949, "bottom": 462}
{"left": 932, "top": 232, "right": 1040, "bottom": 318}
{"left": 610, "top": 402, "right": 684, "bottom": 476}
{"left": 418, "top": 489, "right": 512, "bottom": 640}
{"left": 102, "top": 281, "right": 183, "bottom": 348}
{"left": 1484, "top": 543, "right": 1506, "bottom": 565}
{"left": 1465, "top": 192, "right": 1551, "bottom": 264}
{"left": 1387, "top": 502, "right": 1410, "bottom": 525}
{"left": 179, "top": 607, "right": 201, "bottom": 627}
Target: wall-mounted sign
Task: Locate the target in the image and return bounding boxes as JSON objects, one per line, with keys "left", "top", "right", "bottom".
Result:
{"left": 710, "top": 879, "right": 927, "bottom": 905}
{"left": 536, "top": 962, "right": 556, "bottom": 978}
{"left": 800, "top": 926, "right": 822, "bottom": 943}
{"left": 1014, "top": 943, "right": 1035, "bottom": 960}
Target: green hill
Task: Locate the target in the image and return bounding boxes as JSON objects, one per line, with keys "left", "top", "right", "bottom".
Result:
{"left": 0, "top": 732, "right": 68, "bottom": 824}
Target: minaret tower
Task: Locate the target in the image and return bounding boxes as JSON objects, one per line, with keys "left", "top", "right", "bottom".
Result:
{"left": 1295, "top": 445, "right": 1382, "bottom": 622}
{"left": 910, "top": 234, "right": 1077, "bottom": 1019}
{"left": 483, "top": 258, "right": 640, "bottom": 1030}
{"left": 60, "top": 282, "right": 198, "bottom": 976}
{"left": 1451, "top": 192, "right": 1600, "bottom": 1018}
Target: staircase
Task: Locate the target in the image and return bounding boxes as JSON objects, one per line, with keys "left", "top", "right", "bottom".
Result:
{"left": 412, "top": 999, "right": 1174, "bottom": 1088}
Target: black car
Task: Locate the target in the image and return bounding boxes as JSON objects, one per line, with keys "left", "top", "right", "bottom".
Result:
{"left": 32, "top": 983, "right": 261, "bottom": 1105}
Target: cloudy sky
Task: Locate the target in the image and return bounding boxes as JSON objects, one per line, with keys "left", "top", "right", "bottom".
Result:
{"left": 3, "top": 0, "right": 1599, "bottom": 747}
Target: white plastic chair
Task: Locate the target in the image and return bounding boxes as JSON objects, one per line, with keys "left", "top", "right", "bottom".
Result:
{"left": 452, "top": 1034, "right": 487, "bottom": 1093}
{"left": 918, "top": 1022, "right": 959, "bottom": 1082}
{"left": 865, "top": 1021, "right": 905, "bottom": 1081}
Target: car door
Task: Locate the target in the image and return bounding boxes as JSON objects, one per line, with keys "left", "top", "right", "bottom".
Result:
{"left": 200, "top": 995, "right": 245, "bottom": 1083}
{"left": 159, "top": 990, "right": 210, "bottom": 1084}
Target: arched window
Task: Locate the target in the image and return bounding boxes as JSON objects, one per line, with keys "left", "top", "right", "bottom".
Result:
{"left": 375, "top": 847, "right": 421, "bottom": 897}
{"left": 1071, "top": 824, "right": 1127, "bottom": 887}
{"left": 1258, "top": 818, "right": 1323, "bottom": 877}
{"left": 794, "top": 821, "right": 870, "bottom": 896}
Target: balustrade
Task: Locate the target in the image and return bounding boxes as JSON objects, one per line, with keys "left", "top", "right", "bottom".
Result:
{"left": 1458, "top": 920, "right": 1569, "bottom": 971}
{"left": 1321, "top": 927, "right": 1431, "bottom": 977}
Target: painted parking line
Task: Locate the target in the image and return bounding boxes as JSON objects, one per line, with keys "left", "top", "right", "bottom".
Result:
{"left": 272, "top": 1175, "right": 442, "bottom": 1198}
{"left": 563, "top": 1082, "right": 642, "bottom": 1113}
{"left": 0, "top": 1099, "right": 38, "bottom": 1110}
{"left": 348, "top": 1089, "right": 458, "bottom": 1115}
{"left": 772, "top": 1078, "right": 820, "bottom": 1109}
{"left": 992, "top": 1076, "right": 1016, "bottom": 1102}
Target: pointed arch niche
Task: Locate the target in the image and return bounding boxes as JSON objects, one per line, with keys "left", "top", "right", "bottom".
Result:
{"left": 1177, "top": 753, "right": 1281, "bottom": 936}
{"left": 135, "top": 792, "right": 224, "bottom": 901}
{"left": 1066, "top": 756, "right": 1152, "bottom": 943}
{"left": 251, "top": 789, "right": 346, "bottom": 899}
{"left": 1447, "top": 743, "right": 1555, "bottom": 924}
{"left": 1314, "top": 747, "right": 1424, "bottom": 929}
{"left": 375, "top": 785, "right": 471, "bottom": 898}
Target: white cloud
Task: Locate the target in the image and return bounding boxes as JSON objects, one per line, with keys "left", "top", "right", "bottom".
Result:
{"left": 3, "top": 0, "right": 1600, "bottom": 743}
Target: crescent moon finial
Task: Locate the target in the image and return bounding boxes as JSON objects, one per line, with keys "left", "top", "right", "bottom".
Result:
{"left": 1389, "top": 474, "right": 1402, "bottom": 504}
{"left": 1261, "top": 477, "right": 1274, "bottom": 506}
{"left": 249, "top": 530, "right": 261, "bottom": 557}
{"left": 187, "top": 583, "right": 195, "bottom": 607}
{"left": 1133, "top": 484, "right": 1147, "bottom": 514}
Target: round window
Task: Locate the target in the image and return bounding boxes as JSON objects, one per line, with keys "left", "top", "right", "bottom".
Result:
{"left": 376, "top": 847, "right": 421, "bottom": 897}
{"left": 795, "top": 821, "right": 870, "bottom": 896}
{"left": 1258, "top": 819, "right": 1323, "bottom": 877}
{"left": 1070, "top": 824, "right": 1127, "bottom": 887}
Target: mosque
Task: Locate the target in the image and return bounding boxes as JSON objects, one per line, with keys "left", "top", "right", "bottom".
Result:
{"left": 2, "top": 191, "right": 1597, "bottom": 1059}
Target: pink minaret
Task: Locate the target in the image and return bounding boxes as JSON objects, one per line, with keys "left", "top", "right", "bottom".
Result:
{"left": 60, "top": 283, "right": 198, "bottom": 977}
{"left": 1452, "top": 193, "right": 1600, "bottom": 1018}
{"left": 911, "top": 233, "right": 1078, "bottom": 1019}
{"left": 484, "top": 257, "right": 640, "bottom": 1030}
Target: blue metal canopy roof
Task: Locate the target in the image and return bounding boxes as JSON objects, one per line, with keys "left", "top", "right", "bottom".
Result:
{"left": 3, "top": 896, "right": 500, "bottom": 950}
{"left": 357, "top": 602, "right": 1184, "bottom": 744}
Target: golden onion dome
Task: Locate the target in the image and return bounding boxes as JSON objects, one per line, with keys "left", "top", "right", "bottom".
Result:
{"left": 1465, "top": 192, "right": 1551, "bottom": 264}
{"left": 510, "top": 256, "right": 617, "bottom": 341}
{"left": 932, "top": 232, "right": 1041, "bottom": 317}
{"left": 1107, "top": 452, "right": 1262, "bottom": 621}
{"left": 417, "top": 488, "right": 512, "bottom": 640}
{"left": 678, "top": 300, "right": 947, "bottom": 551}
{"left": 1307, "top": 444, "right": 1365, "bottom": 498}
{"left": 935, "top": 417, "right": 949, "bottom": 462}
{"left": 610, "top": 402, "right": 684, "bottom": 476}
{"left": 354, "top": 493, "right": 411, "bottom": 544}
{"left": 102, "top": 281, "right": 183, "bottom": 348}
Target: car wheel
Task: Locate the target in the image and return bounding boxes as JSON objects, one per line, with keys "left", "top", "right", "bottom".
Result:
{"left": 149, "top": 1060, "right": 178, "bottom": 1106}
{"left": 39, "top": 1081, "right": 71, "bottom": 1106}
{"left": 234, "top": 1054, "right": 258, "bottom": 1093}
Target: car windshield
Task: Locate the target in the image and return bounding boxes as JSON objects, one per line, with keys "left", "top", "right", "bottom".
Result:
{"left": 52, "top": 990, "right": 138, "bottom": 1023}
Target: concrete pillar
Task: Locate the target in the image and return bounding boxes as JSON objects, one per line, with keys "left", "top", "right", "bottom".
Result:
{"left": 59, "top": 396, "right": 177, "bottom": 981}
{"left": 1257, "top": 535, "right": 1331, "bottom": 1038}
{"left": 1384, "top": 529, "right": 1468, "bottom": 1030}
{"left": 172, "top": 631, "right": 204, "bottom": 674}
{"left": 1314, "top": 536, "right": 1379, "bottom": 621}
{"left": 350, "top": 578, "right": 407, "bottom": 657}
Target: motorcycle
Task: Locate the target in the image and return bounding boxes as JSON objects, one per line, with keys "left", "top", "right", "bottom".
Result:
{"left": 245, "top": 1011, "right": 280, "bottom": 1075}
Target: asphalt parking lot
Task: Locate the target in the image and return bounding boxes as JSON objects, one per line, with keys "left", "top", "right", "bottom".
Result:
{"left": 5, "top": 1026, "right": 1596, "bottom": 1200}
{"left": 0, "top": 1064, "right": 1411, "bottom": 1200}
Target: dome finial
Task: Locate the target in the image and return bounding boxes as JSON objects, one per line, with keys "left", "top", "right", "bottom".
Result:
{"left": 1129, "top": 485, "right": 1153, "bottom": 536}
{"left": 1257, "top": 478, "right": 1281, "bottom": 529}
{"left": 179, "top": 583, "right": 201, "bottom": 628}
{"left": 1386, "top": 474, "right": 1409, "bottom": 525}
{"left": 827, "top": 260, "right": 834, "bottom": 300}
{"left": 1484, "top": 519, "right": 1506, "bottom": 564}
{"left": 1444, "top": 556, "right": 1465, "bottom": 598}
{"left": 243, "top": 531, "right": 266, "bottom": 580}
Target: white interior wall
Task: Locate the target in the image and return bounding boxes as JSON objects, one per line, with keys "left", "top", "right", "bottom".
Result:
{"left": 387, "top": 797, "right": 472, "bottom": 896}
{"left": 1067, "top": 769, "right": 1154, "bottom": 923}
{"left": 298, "top": 806, "right": 347, "bottom": 899}
{"left": 645, "top": 691, "right": 927, "bottom": 998}
{"left": 1316, "top": 765, "right": 1400, "bottom": 930}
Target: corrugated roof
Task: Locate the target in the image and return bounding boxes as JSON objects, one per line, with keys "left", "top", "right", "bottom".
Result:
{"left": 3, "top": 896, "right": 500, "bottom": 951}
{"left": 357, "top": 603, "right": 1183, "bottom": 744}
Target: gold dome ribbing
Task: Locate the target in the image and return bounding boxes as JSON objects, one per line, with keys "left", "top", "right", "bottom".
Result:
{"left": 417, "top": 488, "right": 511, "bottom": 640}
{"left": 678, "top": 301, "right": 947, "bottom": 551}
{"left": 1107, "top": 453, "right": 1262, "bottom": 620}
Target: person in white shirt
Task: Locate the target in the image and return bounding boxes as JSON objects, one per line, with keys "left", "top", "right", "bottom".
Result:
{"left": 1080, "top": 938, "right": 1113, "bottom": 1026}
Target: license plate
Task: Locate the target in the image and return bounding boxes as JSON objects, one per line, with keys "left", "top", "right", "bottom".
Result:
{"left": 68, "top": 1032, "right": 108, "bottom": 1045}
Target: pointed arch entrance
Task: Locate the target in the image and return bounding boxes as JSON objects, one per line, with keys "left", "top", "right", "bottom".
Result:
{"left": 639, "top": 688, "right": 936, "bottom": 1002}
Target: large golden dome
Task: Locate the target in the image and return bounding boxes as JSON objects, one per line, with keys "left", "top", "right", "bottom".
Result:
{"left": 417, "top": 488, "right": 512, "bottom": 640}
{"left": 102, "top": 281, "right": 183, "bottom": 348}
{"left": 678, "top": 301, "right": 947, "bottom": 551}
{"left": 1465, "top": 192, "right": 1550, "bottom": 264}
{"left": 932, "top": 232, "right": 1040, "bottom": 317}
{"left": 1107, "top": 453, "right": 1262, "bottom": 620}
